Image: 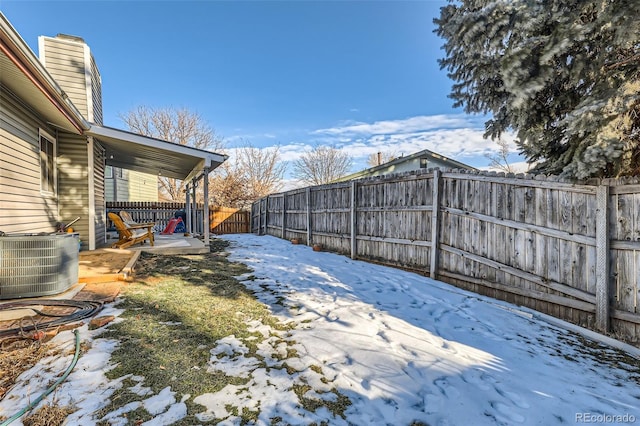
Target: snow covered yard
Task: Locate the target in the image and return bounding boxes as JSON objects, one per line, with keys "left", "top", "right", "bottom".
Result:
{"left": 220, "top": 234, "right": 640, "bottom": 425}
{"left": 1, "top": 233, "right": 639, "bottom": 425}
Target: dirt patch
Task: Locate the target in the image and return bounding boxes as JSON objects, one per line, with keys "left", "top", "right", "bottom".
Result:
{"left": 78, "top": 249, "right": 134, "bottom": 278}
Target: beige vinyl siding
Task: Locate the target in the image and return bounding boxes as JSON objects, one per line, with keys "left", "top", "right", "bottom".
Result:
{"left": 105, "top": 168, "right": 129, "bottom": 202}
{"left": 105, "top": 172, "right": 114, "bottom": 201}
{"left": 0, "top": 89, "right": 59, "bottom": 233}
{"left": 127, "top": 170, "right": 158, "bottom": 201}
{"left": 89, "top": 54, "right": 103, "bottom": 125}
{"left": 57, "top": 132, "right": 90, "bottom": 247}
{"left": 93, "top": 141, "right": 106, "bottom": 246}
{"left": 40, "top": 37, "right": 89, "bottom": 119}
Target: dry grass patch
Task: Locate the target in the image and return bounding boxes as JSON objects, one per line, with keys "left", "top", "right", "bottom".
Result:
{"left": 96, "top": 243, "right": 291, "bottom": 424}
{"left": 0, "top": 341, "right": 50, "bottom": 400}
{"left": 22, "top": 404, "right": 74, "bottom": 426}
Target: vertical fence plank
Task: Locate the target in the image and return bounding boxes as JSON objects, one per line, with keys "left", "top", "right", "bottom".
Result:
{"left": 257, "top": 198, "right": 262, "bottom": 235}
{"left": 596, "top": 184, "right": 610, "bottom": 332}
{"left": 430, "top": 170, "right": 441, "bottom": 279}
{"left": 306, "top": 187, "right": 312, "bottom": 246}
{"left": 350, "top": 180, "right": 357, "bottom": 259}
{"left": 282, "top": 193, "right": 287, "bottom": 239}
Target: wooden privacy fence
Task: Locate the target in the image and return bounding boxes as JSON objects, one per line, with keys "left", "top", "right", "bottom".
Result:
{"left": 210, "top": 208, "right": 250, "bottom": 235}
{"left": 251, "top": 169, "right": 640, "bottom": 344}
{"left": 107, "top": 202, "right": 250, "bottom": 235}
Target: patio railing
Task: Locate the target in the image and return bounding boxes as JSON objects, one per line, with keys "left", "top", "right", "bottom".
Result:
{"left": 106, "top": 202, "right": 249, "bottom": 235}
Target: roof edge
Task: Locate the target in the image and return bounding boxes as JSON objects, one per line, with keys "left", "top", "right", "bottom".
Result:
{"left": 0, "top": 13, "right": 89, "bottom": 133}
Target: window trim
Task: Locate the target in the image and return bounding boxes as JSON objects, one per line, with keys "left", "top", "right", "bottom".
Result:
{"left": 105, "top": 165, "right": 113, "bottom": 179}
{"left": 39, "top": 129, "right": 56, "bottom": 196}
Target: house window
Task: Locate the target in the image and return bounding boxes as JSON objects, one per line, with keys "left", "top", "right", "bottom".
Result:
{"left": 419, "top": 158, "right": 428, "bottom": 168}
{"left": 105, "top": 166, "right": 123, "bottom": 179}
{"left": 39, "top": 130, "right": 56, "bottom": 195}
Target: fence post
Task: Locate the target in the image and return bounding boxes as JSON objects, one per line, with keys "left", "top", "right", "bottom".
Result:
{"left": 264, "top": 195, "right": 270, "bottom": 235}
{"left": 350, "top": 180, "right": 357, "bottom": 259}
{"left": 256, "top": 199, "right": 262, "bottom": 235}
{"left": 282, "top": 193, "right": 287, "bottom": 239}
{"left": 595, "top": 184, "right": 610, "bottom": 332}
{"left": 304, "top": 187, "right": 312, "bottom": 245}
{"left": 430, "top": 169, "right": 441, "bottom": 279}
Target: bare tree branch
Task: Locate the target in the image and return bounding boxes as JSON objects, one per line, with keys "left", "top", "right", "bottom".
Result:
{"left": 292, "top": 145, "right": 352, "bottom": 185}
{"left": 119, "top": 106, "right": 224, "bottom": 201}
{"left": 208, "top": 142, "right": 286, "bottom": 209}
{"left": 485, "top": 139, "right": 515, "bottom": 173}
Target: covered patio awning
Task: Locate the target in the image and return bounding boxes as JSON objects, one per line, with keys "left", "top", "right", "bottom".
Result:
{"left": 86, "top": 124, "right": 227, "bottom": 182}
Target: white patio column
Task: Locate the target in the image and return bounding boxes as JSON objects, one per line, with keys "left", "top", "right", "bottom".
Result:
{"left": 203, "top": 167, "right": 210, "bottom": 246}
{"left": 185, "top": 183, "right": 191, "bottom": 235}
{"left": 192, "top": 181, "right": 197, "bottom": 234}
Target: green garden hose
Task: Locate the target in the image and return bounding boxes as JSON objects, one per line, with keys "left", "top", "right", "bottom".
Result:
{"left": 1, "top": 329, "right": 81, "bottom": 425}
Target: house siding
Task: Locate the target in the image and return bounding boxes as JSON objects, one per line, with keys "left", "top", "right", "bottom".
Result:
{"left": 57, "top": 132, "right": 90, "bottom": 247}
{"left": 0, "top": 88, "right": 59, "bottom": 233}
{"left": 105, "top": 169, "right": 158, "bottom": 202}
{"left": 127, "top": 170, "right": 158, "bottom": 201}
{"left": 88, "top": 52, "right": 103, "bottom": 125}
{"left": 40, "top": 37, "right": 90, "bottom": 120}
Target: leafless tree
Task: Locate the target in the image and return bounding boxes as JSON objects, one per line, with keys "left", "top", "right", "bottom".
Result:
{"left": 292, "top": 145, "right": 352, "bottom": 185}
{"left": 209, "top": 143, "right": 286, "bottom": 209}
{"left": 120, "top": 106, "right": 225, "bottom": 201}
{"left": 485, "top": 139, "right": 516, "bottom": 173}
{"left": 367, "top": 150, "right": 398, "bottom": 167}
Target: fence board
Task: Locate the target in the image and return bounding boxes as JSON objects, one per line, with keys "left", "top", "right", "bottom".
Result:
{"left": 253, "top": 171, "right": 640, "bottom": 344}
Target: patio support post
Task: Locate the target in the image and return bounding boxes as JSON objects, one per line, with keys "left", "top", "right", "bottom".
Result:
{"left": 192, "top": 182, "right": 197, "bottom": 234}
{"left": 203, "top": 167, "right": 211, "bottom": 246}
{"left": 185, "top": 183, "right": 191, "bottom": 235}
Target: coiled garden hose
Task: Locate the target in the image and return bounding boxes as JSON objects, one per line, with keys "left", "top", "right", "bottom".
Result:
{"left": 0, "top": 329, "right": 81, "bottom": 425}
{"left": 0, "top": 300, "right": 103, "bottom": 338}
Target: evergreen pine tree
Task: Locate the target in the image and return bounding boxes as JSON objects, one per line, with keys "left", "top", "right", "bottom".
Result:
{"left": 434, "top": 0, "right": 640, "bottom": 178}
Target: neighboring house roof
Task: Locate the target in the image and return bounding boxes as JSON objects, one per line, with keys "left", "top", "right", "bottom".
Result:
{"left": 0, "top": 12, "right": 226, "bottom": 181}
{"left": 335, "top": 148, "right": 477, "bottom": 182}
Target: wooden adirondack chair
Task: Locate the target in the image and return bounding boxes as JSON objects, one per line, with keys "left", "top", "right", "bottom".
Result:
{"left": 108, "top": 212, "right": 155, "bottom": 249}
{"left": 119, "top": 210, "right": 155, "bottom": 229}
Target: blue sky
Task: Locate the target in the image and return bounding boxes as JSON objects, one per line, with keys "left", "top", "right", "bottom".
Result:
{"left": 1, "top": 0, "right": 524, "bottom": 180}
